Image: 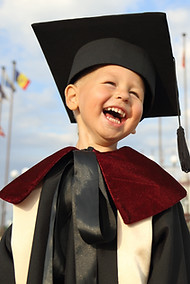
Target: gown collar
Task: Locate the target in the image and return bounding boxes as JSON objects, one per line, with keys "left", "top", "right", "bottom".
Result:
{"left": 0, "top": 146, "right": 186, "bottom": 224}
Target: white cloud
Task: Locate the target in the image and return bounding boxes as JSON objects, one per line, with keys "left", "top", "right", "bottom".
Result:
{"left": 0, "top": 0, "right": 138, "bottom": 33}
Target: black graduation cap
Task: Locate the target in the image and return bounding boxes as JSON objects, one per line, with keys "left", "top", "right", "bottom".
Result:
{"left": 32, "top": 12, "right": 179, "bottom": 120}
{"left": 32, "top": 12, "right": 190, "bottom": 172}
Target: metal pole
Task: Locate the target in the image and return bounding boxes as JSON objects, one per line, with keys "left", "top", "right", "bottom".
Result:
{"left": 0, "top": 67, "right": 5, "bottom": 237}
{"left": 158, "top": 117, "right": 164, "bottom": 167}
{"left": 0, "top": 61, "right": 16, "bottom": 235}
{"left": 182, "top": 33, "right": 188, "bottom": 142}
{"left": 4, "top": 61, "right": 16, "bottom": 185}
{"left": 0, "top": 67, "right": 6, "bottom": 127}
{"left": 182, "top": 33, "right": 190, "bottom": 215}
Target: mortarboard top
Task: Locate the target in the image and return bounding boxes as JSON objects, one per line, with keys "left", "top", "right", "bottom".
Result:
{"left": 32, "top": 12, "right": 180, "bottom": 123}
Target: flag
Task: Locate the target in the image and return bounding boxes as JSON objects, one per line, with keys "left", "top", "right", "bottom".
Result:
{"left": 0, "top": 126, "right": 5, "bottom": 137}
{"left": 15, "top": 70, "right": 30, "bottom": 90}
{"left": 2, "top": 72, "right": 16, "bottom": 92}
{"left": 182, "top": 49, "right": 185, "bottom": 68}
{"left": 0, "top": 83, "right": 7, "bottom": 100}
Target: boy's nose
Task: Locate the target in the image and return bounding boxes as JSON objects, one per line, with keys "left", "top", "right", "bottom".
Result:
{"left": 115, "top": 90, "right": 130, "bottom": 102}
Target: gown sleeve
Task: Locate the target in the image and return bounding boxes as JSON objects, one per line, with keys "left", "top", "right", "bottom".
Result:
{"left": 0, "top": 225, "right": 15, "bottom": 284}
{"left": 148, "top": 202, "right": 190, "bottom": 284}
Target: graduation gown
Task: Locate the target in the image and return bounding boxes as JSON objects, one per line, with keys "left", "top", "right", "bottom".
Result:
{"left": 0, "top": 146, "right": 190, "bottom": 283}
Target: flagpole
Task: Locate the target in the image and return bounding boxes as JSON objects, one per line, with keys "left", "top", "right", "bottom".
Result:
{"left": 158, "top": 117, "right": 164, "bottom": 167}
{"left": 182, "top": 33, "right": 190, "bottom": 215}
{"left": 0, "top": 61, "right": 16, "bottom": 235}
{"left": 0, "top": 67, "right": 5, "bottom": 127}
{"left": 182, "top": 33, "right": 188, "bottom": 142}
{"left": 0, "top": 67, "right": 5, "bottom": 236}
{"left": 4, "top": 62, "right": 15, "bottom": 183}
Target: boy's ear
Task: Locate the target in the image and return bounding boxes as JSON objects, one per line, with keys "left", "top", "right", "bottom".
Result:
{"left": 64, "top": 84, "right": 79, "bottom": 111}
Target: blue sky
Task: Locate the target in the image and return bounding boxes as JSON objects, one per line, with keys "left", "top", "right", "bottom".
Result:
{"left": 0, "top": 0, "right": 190, "bottom": 221}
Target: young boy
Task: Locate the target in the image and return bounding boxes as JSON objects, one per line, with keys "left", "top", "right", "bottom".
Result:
{"left": 0, "top": 12, "right": 190, "bottom": 284}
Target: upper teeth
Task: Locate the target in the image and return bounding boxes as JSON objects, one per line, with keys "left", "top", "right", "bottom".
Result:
{"left": 106, "top": 107, "right": 126, "bottom": 118}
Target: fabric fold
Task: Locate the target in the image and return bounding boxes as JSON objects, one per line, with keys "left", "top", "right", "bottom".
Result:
{"left": 43, "top": 149, "right": 117, "bottom": 284}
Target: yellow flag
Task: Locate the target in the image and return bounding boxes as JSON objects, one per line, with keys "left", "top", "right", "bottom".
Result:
{"left": 15, "top": 70, "right": 30, "bottom": 90}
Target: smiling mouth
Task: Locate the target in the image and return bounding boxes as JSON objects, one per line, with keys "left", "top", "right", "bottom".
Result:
{"left": 103, "top": 107, "right": 126, "bottom": 124}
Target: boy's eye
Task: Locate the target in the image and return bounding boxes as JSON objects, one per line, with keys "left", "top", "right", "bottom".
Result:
{"left": 104, "top": 81, "right": 116, "bottom": 87}
{"left": 130, "top": 91, "right": 140, "bottom": 99}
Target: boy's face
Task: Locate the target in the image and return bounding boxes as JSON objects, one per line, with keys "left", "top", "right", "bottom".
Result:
{"left": 65, "top": 65, "right": 145, "bottom": 151}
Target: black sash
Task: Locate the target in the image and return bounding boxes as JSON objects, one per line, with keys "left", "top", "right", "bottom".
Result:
{"left": 42, "top": 149, "right": 117, "bottom": 284}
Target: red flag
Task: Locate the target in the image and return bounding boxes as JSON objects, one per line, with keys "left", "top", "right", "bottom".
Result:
{"left": 182, "top": 50, "right": 185, "bottom": 68}
{"left": 0, "top": 126, "right": 5, "bottom": 137}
